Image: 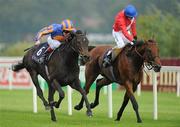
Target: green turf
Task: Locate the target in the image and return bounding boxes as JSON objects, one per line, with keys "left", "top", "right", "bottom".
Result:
{"left": 0, "top": 89, "right": 180, "bottom": 127}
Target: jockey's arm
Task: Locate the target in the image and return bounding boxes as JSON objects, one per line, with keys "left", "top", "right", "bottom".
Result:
{"left": 131, "top": 20, "right": 137, "bottom": 38}
{"left": 121, "top": 25, "right": 134, "bottom": 42}
{"left": 35, "top": 25, "right": 53, "bottom": 44}
{"left": 118, "top": 17, "right": 134, "bottom": 42}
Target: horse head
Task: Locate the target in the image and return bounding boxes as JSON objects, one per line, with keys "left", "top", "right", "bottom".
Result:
{"left": 67, "top": 30, "right": 90, "bottom": 63}
{"left": 142, "top": 39, "right": 161, "bottom": 72}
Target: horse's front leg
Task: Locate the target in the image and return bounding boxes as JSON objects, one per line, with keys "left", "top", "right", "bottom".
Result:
{"left": 52, "top": 79, "right": 65, "bottom": 109}
{"left": 115, "top": 91, "right": 129, "bottom": 121}
{"left": 124, "top": 81, "right": 142, "bottom": 123}
{"left": 74, "top": 73, "right": 98, "bottom": 110}
{"left": 47, "top": 83, "right": 57, "bottom": 121}
{"left": 116, "top": 83, "right": 139, "bottom": 121}
{"left": 90, "top": 78, "right": 112, "bottom": 109}
{"left": 71, "top": 79, "right": 93, "bottom": 117}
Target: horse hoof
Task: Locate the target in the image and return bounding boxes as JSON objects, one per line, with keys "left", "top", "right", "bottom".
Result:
{"left": 51, "top": 118, "right": 57, "bottom": 122}
{"left": 115, "top": 118, "right": 120, "bottom": 121}
{"left": 137, "top": 119, "right": 142, "bottom": 123}
{"left": 90, "top": 103, "right": 94, "bottom": 108}
{"left": 90, "top": 102, "right": 98, "bottom": 109}
{"left": 55, "top": 103, "right": 60, "bottom": 109}
{"left": 74, "top": 105, "right": 83, "bottom": 110}
{"left": 86, "top": 111, "right": 93, "bottom": 117}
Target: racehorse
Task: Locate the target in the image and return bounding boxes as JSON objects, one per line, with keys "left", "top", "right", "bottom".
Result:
{"left": 12, "top": 30, "right": 92, "bottom": 121}
{"left": 74, "top": 39, "right": 161, "bottom": 123}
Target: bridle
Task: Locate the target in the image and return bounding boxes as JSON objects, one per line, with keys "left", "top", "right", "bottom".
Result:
{"left": 134, "top": 42, "right": 160, "bottom": 70}
{"left": 65, "top": 32, "right": 87, "bottom": 56}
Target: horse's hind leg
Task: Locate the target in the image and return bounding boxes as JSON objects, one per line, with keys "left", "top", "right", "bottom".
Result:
{"left": 90, "top": 78, "right": 112, "bottom": 109}
{"left": 29, "top": 70, "right": 49, "bottom": 109}
{"left": 124, "top": 81, "right": 142, "bottom": 123}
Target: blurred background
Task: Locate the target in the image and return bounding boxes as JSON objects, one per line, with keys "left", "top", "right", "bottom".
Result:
{"left": 0, "top": 0, "right": 180, "bottom": 57}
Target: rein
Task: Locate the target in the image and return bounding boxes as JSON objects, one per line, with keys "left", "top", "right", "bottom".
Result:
{"left": 134, "top": 46, "right": 144, "bottom": 59}
{"left": 134, "top": 43, "right": 156, "bottom": 71}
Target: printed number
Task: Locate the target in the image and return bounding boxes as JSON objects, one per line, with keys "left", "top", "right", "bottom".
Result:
{"left": 37, "top": 47, "right": 46, "bottom": 56}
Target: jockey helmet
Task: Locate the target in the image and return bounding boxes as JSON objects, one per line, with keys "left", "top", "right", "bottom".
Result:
{"left": 124, "top": 4, "right": 138, "bottom": 18}
{"left": 61, "top": 19, "right": 75, "bottom": 31}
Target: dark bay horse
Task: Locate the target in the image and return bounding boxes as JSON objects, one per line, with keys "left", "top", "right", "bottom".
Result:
{"left": 12, "top": 30, "right": 92, "bottom": 121}
{"left": 75, "top": 40, "right": 161, "bottom": 123}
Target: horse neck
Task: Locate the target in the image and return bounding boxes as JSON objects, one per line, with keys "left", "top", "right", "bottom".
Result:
{"left": 131, "top": 45, "right": 146, "bottom": 71}
{"left": 58, "top": 45, "right": 79, "bottom": 66}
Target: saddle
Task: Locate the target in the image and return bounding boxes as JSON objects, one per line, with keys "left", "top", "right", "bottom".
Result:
{"left": 32, "top": 42, "right": 53, "bottom": 64}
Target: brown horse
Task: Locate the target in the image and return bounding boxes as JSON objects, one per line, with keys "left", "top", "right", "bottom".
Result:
{"left": 75, "top": 40, "right": 161, "bottom": 123}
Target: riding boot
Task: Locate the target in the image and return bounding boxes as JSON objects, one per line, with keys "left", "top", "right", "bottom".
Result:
{"left": 102, "top": 50, "right": 112, "bottom": 68}
{"left": 102, "top": 47, "right": 122, "bottom": 68}
{"left": 39, "top": 47, "right": 53, "bottom": 64}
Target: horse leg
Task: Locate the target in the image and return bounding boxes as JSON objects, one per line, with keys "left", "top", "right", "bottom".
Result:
{"left": 74, "top": 73, "right": 98, "bottom": 110}
{"left": 124, "top": 81, "right": 142, "bottom": 123}
{"left": 115, "top": 91, "right": 129, "bottom": 121}
{"left": 47, "top": 83, "right": 57, "bottom": 122}
{"left": 74, "top": 62, "right": 99, "bottom": 110}
{"left": 53, "top": 79, "right": 65, "bottom": 108}
{"left": 52, "top": 79, "right": 65, "bottom": 108}
{"left": 90, "top": 78, "right": 112, "bottom": 109}
{"left": 115, "top": 84, "right": 138, "bottom": 121}
{"left": 71, "top": 79, "right": 92, "bottom": 117}
{"left": 29, "top": 70, "right": 49, "bottom": 109}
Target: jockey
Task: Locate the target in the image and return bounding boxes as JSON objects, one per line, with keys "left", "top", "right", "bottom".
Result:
{"left": 103, "top": 4, "right": 138, "bottom": 67}
{"left": 34, "top": 19, "right": 76, "bottom": 63}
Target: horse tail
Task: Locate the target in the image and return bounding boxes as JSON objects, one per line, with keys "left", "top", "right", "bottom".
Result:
{"left": 88, "top": 46, "right": 96, "bottom": 52}
{"left": 11, "top": 60, "right": 25, "bottom": 72}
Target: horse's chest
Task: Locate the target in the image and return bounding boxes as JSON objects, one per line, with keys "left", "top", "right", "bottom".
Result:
{"left": 55, "top": 69, "right": 79, "bottom": 84}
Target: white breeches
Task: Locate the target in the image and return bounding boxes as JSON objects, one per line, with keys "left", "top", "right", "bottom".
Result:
{"left": 112, "top": 29, "right": 131, "bottom": 48}
{"left": 47, "top": 36, "right": 61, "bottom": 49}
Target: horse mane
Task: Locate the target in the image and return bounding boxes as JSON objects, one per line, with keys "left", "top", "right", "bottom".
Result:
{"left": 57, "top": 30, "right": 85, "bottom": 52}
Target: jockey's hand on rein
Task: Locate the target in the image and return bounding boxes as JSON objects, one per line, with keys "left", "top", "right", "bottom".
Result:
{"left": 35, "top": 40, "right": 40, "bottom": 45}
{"left": 130, "top": 39, "right": 136, "bottom": 46}
{"left": 133, "top": 36, "right": 137, "bottom": 41}
{"left": 132, "top": 39, "right": 137, "bottom": 45}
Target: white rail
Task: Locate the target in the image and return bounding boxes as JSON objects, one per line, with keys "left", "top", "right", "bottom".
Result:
{"left": 0, "top": 61, "right": 180, "bottom": 119}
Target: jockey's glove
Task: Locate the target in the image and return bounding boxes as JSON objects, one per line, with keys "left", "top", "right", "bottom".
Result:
{"left": 130, "top": 39, "right": 137, "bottom": 45}
{"left": 130, "top": 42, "right": 134, "bottom": 45}
{"left": 133, "top": 36, "right": 137, "bottom": 41}
{"left": 35, "top": 40, "right": 40, "bottom": 45}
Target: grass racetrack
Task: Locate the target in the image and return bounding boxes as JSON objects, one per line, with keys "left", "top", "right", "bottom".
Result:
{"left": 0, "top": 89, "right": 180, "bottom": 127}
